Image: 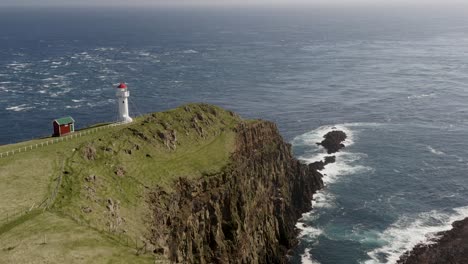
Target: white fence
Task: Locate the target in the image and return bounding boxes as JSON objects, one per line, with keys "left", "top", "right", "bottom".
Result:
{"left": 0, "top": 122, "right": 124, "bottom": 159}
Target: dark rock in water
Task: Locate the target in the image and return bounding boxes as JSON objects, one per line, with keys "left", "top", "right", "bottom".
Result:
{"left": 398, "top": 217, "right": 468, "bottom": 264}
{"left": 317, "top": 130, "right": 347, "bottom": 154}
{"left": 324, "top": 156, "right": 336, "bottom": 164}
{"left": 309, "top": 156, "right": 336, "bottom": 171}
{"left": 309, "top": 161, "right": 325, "bottom": 171}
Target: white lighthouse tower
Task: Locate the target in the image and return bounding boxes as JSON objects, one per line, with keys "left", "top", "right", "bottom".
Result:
{"left": 116, "top": 82, "right": 133, "bottom": 123}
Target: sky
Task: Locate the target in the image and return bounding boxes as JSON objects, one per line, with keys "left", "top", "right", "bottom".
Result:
{"left": 1, "top": 0, "right": 468, "bottom": 7}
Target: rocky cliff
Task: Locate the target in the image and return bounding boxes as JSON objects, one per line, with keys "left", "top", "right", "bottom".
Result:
{"left": 0, "top": 103, "right": 348, "bottom": 263}
{"left": 398, "top": 217, "right": 468, "bottom": 264}
{"left": 147, "top": 121, "right": 324, "bottom": 263}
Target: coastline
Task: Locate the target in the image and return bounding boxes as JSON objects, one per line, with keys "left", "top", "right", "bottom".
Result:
{"left": 398, "top": 217, "right": 468, "bottom": 263}
{"left": 0, "top": 103, "right": 350, "bottom": 263}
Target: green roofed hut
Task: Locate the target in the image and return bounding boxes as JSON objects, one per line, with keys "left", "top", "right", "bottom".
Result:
{"left": 53, "top": 116, "right": 75, "bottom": 137}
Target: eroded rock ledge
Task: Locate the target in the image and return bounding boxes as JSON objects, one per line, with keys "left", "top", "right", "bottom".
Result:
{"left": 147, "top": 121, "right": 324, "bottom": 264}
{"left": 398, "top": 217, "right": 468, "bottom": 264}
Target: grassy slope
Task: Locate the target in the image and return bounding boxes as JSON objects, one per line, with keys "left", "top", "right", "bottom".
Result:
{"left": 0, "top": 103, "right": 241, "bottom": 263}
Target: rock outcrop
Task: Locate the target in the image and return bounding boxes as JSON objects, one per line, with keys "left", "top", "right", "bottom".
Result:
{"left": 317, "top": 130, "right": 347, "bottom": 154}
{"left": 147, "top": 121, "right": 324, "bottom": 264}
{"left": 309, "top": 156, "right": 336, "bottom": 171}
{"left": 398, "top": 217, "right": 468, "bottom": 264}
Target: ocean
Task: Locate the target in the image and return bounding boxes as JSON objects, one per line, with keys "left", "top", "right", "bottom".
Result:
{"left": 1, "top": 5, "right": 468, "bottom": 263}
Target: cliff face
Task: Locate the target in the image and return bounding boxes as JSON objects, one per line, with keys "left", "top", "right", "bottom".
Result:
{"left": 148, "top": 121, "right": 324, "bottom": 263}
{"left": 398, "top": 217, "right": 468, "bottom": 264}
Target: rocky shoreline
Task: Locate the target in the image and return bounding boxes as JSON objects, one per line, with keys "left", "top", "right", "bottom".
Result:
{"left": 398, "top": 217, "right": 468, "bottom": 264}
{"left": 310, "top": 130, "right": 347, "bottom": 171}
{"left": 147, "top": 123, "right": 348, "bottom": 263}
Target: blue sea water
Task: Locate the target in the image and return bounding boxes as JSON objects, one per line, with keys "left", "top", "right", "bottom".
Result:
{"left": 2, "top": 6, "right": 468, "bottom": 263}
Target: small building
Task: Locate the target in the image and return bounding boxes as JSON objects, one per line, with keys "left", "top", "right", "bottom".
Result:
{"left": 53, "top": 116, "right": 75, "bottom": 137}
{"left": 116, "top": 82, "right": 133, "bottom": 123}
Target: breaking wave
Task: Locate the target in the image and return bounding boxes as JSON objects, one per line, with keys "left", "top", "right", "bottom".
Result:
{"left": 292, "top": 123, "right": 376, "bottom": 185}
{"left": 292, "top": 123, "right": 377, "bottom": 264}
{"left": 426, "top": 145, "right": 446, "bottom": 156}
{"left": 301, "top": 248, "right": 321, "bottom": 264}
{"left": 182, "top": 49, "right": 199, "bottom": 54}
{"left": 6, "top": 104, "right": 35, "bottom": 112}
{"left": 363, "top": 206, "right": 468, "bottom": 264}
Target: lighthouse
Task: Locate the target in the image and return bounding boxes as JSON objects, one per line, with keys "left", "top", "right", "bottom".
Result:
{"left": 116, "top": 82, "right": 133, "bottom": 123}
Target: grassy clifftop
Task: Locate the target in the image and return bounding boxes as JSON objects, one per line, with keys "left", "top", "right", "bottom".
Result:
{"left": 0, "top": 103, "right": 242, "bottom": 263}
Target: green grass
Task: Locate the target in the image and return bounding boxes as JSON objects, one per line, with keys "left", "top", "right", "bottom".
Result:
{"left": 0, "top": 103, "right": 242, "bottom": 263}
{"left": 0, "top": 212, "right": 157, "bottom": 264}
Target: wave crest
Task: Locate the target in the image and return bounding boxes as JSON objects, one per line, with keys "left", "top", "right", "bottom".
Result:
{"left": 363, "top": 206, "right": 468, "bottom": 264}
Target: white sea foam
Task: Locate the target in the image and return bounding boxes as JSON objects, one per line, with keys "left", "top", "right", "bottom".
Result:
{"left": 296, "top": 210, "right": 324, "bottom": 253}
{"left": 296, "top": 222, "right": 323, "bottom": 241}
{"left": 312, "top": 191, "right": 336, "bottom": 209}
{"left": 128, "top": 65, "right": 138, "bottom": 71}
{"left": 321, "top": 154, "right": 372, "bottom": 184}
{"left": 407, "top": 93, "right": 437, "bottom": 100}
{"left": 182, "top": 49, "right": 199, "bottom": 54}
{"left": 301, "top": 248, "right": 321, "bottom": 264}
{"left": 6, "top": 104, "right": 34, "bottom": 112}
{"left": 6, "top": 62, "right": 31, "bottom": 70}
{"left": 292, "top": 124, "right": 355, "bottom": 148}
{"left": 95, "top": 47, "right": 115, "bottom": 51}
{"left": 294, "top": 189, "right": 333, "bottom": 256}
{"left": 426, "top": 145, "right": 446, "bottom": 156}
{"left": 86, "top": 98, "right": 115, "bottom": 107}
{"left": 0, "top": 86, "right": 9, "bottom": 92}
{"left": 293, "top": 123, "right": 376, "bottom": 185}
{"left": 301, "top": 151, "right": 371, "bottom": 185}
{"left": 49, "top": 87, "right": 72, "bottom": 98}
{"left": 65, "top": 105, "right": 82, "bottom": 109}
{"left": 293, "top": 122, "right": 383, "bottom": 146}
{"left": 363, "top": 206, "right": 468, "bottom": 264}
{"left": 292, "top": 123, "right": 377, "bottom": 263}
